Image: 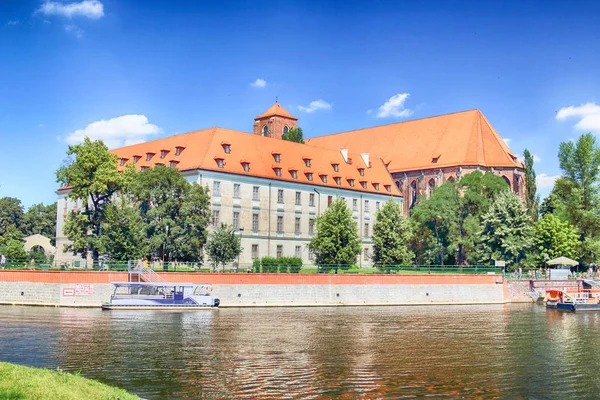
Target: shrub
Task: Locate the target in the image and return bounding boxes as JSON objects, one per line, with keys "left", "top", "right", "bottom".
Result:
{"left": 252, "top": 258, "right": 261, "bottom": 273}
{"left": 260, "top": 257, "right": 278, "bottom": 273}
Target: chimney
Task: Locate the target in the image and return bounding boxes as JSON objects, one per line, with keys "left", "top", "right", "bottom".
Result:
{"left": 360, "top": 153, "right": 370, "bottom": 168}
{"left": 340, "top": 148, "right": 349, "bottom": 163}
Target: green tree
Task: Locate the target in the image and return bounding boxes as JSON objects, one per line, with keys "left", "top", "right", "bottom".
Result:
{"left": 523, "top": 149, "right": 540, "bottom": 221}
{"left": 98, "top": 199, "right": 149, "bottom": 261}
{"left": 479, "top": 190, "right": 533, "bottom": 266}
{"left": 0, "top": 238, "right": 26, "bottom": 261}
{"left": 205, "top": 223, "right": 241, "bottom": 271}
{"left": 56, "top": 138, "right": 126, "bottom": 261}
{"left": 372, "top": 199, "right": 414, "bottom": 270}
{"left": 0, "top": 197, "right": 25, "bottom": 241}
{"left": 308, "top": 197, "right": 361, "bottom": 272}
{"left": 130, "top": 165, "right": 211, "bottom": 262}
{"left": 533, "top": 213, "right": 580, "bottom": 262}
{"left": 282, "top": 127, "right": 305, "bottom": 144}
{"left": 22, "top": 203, "right": 57, "bottom": 243}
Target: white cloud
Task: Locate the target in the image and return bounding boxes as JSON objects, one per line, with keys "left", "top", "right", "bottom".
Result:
{"left": 533, "top": 154, "right": 541, "bottom": 163}
{"left": 556, "top": 102, "right": 600, "bottom": 133}
{"left": 376, "top": 93, "right": 413, "bottom": 118}
{"left": 65, "top": 115, "right": 161, "bottom": 148}
{"left": 298, "top": 99, "right": 332, "bottom": 113}
{"left": 250, "top": 78, "right": 266, "bottom": 88}
{"left": 64, "top": 24, "right": 83, "bottom": 38}
{"left": 7, "top": 19, "right": 19, "bottom": 26}
{"left": 38, "top": 0, "right": 104, "bottom": 19}
{"left": 536, "top": 173, "right": 560, "bottom": 189}
{"left": 503, "top": 138, "right": 511, "bottom": 145}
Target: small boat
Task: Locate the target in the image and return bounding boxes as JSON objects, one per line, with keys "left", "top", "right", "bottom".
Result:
{"left": 102, "top": 282, "right": 220, "bottom": 310}
{"left": 545, "top": 288, "right": 600, "bottom": 312}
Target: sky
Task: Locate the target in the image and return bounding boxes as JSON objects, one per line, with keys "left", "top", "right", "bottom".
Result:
{"left": 2, "top": 0, "right": 600, "bottom": 207}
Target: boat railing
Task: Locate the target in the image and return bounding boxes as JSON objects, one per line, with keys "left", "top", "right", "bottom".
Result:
{"left": 127, "top": 261, "right": 166, "bottom": 284}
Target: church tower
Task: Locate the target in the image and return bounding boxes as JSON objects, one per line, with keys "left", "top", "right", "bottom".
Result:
{"left": 253, "top": 102, "right": 298, "bottom": 139}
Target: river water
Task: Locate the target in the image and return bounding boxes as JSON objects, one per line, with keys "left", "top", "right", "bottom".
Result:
{"left": 1, "top": 304, "right": 600, "bottom": 399}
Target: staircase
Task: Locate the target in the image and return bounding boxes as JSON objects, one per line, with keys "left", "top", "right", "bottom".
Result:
{"left": 584, "top": 279, "right": 600, "bottom": 289}
{"left": 128, "top": 261, "right": 165, "bottom": 283}
{"left": 509, "top": 278, "right": 541, "bottom": 301}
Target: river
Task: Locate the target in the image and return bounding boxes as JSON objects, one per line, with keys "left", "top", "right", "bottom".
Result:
{"left": 1, "top": 304, "right": 600, "bottom": 399}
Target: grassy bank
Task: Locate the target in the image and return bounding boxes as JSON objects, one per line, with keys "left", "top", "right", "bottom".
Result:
{"left": 0, "top": 362, "right": 138, "bottom": 400}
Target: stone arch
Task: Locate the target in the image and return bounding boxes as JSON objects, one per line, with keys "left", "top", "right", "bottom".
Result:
{"left": 447, "top": 176, "right": 455, "bottom": 183}
{"left": 428, "top": 178, "right": 436, "bottom": 197}
{"left": 23, "top": 234, "right": 56, "bottom": 255}
{"left": 410, "top": 180, "right": 418, "bottom": 208}
{"left": 502, "top": 175, "right": 511, "bottom": 188}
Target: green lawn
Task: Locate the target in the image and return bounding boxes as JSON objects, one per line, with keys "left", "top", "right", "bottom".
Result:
{"left": 0, "top": 362, "right": 139, "bottom": 400}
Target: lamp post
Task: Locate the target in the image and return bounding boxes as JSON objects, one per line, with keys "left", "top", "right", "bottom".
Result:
{"left": 162, "top": 225, "right": 169, "bottom": 271}
{"left": 237, "top": 227, "right": 244, "bottom": 273}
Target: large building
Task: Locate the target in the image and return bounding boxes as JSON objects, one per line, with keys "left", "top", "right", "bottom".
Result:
{"left": 55, "top": 104, "right": 524, "bottom": 266}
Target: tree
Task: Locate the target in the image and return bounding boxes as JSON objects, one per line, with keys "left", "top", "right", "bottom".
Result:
{"left": 130, "top": 165, "right": 211, "bottom": 262}
{"left": 523, "top": 149, "right": 540, "bottom": 221}
{"left": 308, "top": 197, "right": 361, "bottom": 272}
{"left": 22, "top": 203, "right": 57, "bottom": 243}
{"left": 533, "top": 213, "right": 580, "bottom": 262}
{"left": 479, "top": 190, "right": 533, "bottom": 266}
{"left": 0, "top": 197, "right": 25, "bottom": 240}
{"left": 282, "top": 127, "right": 304, "bottom": 144}
{"left": 56, "top": 137, "right": 126, "bottom": 261}
{"left": 205, "top": 223, "right": 241, "bottom": 271}
{"left": 372, "top": 199, "right": 414, "bottom": 270}
{"left": 0, "top": 238, "right": 26, "bottom": 260}
{"left": 98, "top": 199, "right": 149, "bottom": 261}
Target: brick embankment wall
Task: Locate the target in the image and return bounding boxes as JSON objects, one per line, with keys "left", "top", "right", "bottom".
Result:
{"left": 0, "top": 271, "right": 508, "bottom": 308}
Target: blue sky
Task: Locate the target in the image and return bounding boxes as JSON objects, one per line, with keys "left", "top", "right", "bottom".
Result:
{"left": 2, "top": 0, "right": 600, "bottom": 207}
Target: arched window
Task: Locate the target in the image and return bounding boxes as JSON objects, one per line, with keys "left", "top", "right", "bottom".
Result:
{"left": 502, "top": 176, "right": 511, "bottom": 189}
{"left": 410, "top": 180, "right": 417, "bottom": 208}
{"left": 447, "top": 176, "right": 455, "bottom": 183}
{"left": 262, "top": 125, "right": 269, "bottom": 137}
{"left": 283, "top": 125, "right": 289, "bottom": 135}
{"left": 428, "top": 179, "right": 436, "bottom": 197}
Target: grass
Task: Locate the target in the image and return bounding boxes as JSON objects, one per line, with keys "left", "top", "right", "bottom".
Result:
{"left": 0, "top": 362, "right": 139, "bottom": 400}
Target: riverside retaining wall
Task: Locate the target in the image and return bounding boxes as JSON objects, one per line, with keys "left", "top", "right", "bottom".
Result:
{"left": 0, "top": 271, "right": 508, "bottom": 308}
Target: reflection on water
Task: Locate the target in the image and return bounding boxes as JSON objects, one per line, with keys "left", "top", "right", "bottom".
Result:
{"left": 1, "top": 304, "right": 600, "bottom": 399}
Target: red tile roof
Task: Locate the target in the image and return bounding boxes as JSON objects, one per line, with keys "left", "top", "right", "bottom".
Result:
{"left": 111, "top": 127, "right": 401, "bottom": 197}
{"left": 255, "top": 103, "right": 298, "bottom": 121}
{"left": 306, "top": 109, "right": 522, "bottom": 173}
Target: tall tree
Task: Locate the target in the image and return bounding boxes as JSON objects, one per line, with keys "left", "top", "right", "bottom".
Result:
{"left": 22, "top": 203, "right": 57, "bottom": 242}
{"left": 98, "top": 199, "right": 149, "bottom": 261}
{"left": 130, "top": 165, "right": 211, "bottom": 262}
{"left": 56, "top": 137, "right": 127, "bottom": 261}
{"left": 372, "top": 199, "right": 414, "bottom": 270}
{"left": 308, "top": 197, "right": 361, "bottom": 272}
{"left": 282, "top": 127, "right": 305, "bottom": 144}
{"left": 523, "top": 149, "right": 540, "bottom": 221}
{"left": 0, "top": 197, "right": 25, "bottom": 241}
{"left": 479, "top": 190, "right": 533, "bottom": 266}
{"left": 205, "top": 223, "right": 242, "bottom": 271}
{"left": 533, "top": 213, "right": 580, "bottom": 262}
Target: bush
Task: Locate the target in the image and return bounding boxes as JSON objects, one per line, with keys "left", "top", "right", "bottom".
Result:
{"left": 252, "top": 258, "right": 261, "bottom": 273}
{"left": 257, "top": 256, "right": 303, "bottom": 273}
{"left": 260, "top": 257, "right": 278, "bottom": 273}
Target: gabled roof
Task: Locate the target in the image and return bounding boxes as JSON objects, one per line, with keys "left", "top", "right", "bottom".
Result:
{"left": 111, "top": 128, "right": 401, "bottom": 197}
{"left": 306, "top": 109, "right": 523, "bottom": 173}
{"left": 255, "top": 103, "right": 298, "bottom": 121}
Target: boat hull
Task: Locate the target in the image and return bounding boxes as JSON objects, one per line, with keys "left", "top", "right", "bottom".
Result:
{"left": 557, "top": 302, "right": 600, "bottom": 312}
{"left": 102, "top": 304, "right": 218, "bottom": 311}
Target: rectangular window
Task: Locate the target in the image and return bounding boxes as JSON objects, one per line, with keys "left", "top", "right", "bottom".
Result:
{"left": 253, "top": 186, "right": 259, "bottom": 201}
{"left": 309, "top": 219, "right": 315, "bottom": 234}
{"left": 365, "top": 200, "right": 369, "bottom": 212}
{"left": 252, "top": 213, "right": 259, "bottom": 232}
{"left": 295, "top": 245, "right": 301, "bottom": 258}
{"left": 213, "top": 181, "right": 221, "bottom": 197}
{"left": 217, "top": 159, "right": 224, "bottom": 168}
{"left": 295, "top": 217, "right": 301, "bottom": 233}
{"left": 359, "top": 168, "right": 365, "bottom": 176}
{"left": 233, "top": 211, "right": 240, "bottom": 230}
{"left": 309, "top": 193, "right": 315, "bottom": 206}
{"left": 275, "top": 168, "right": 281, "bottom": 176}
{"left": 234, "top": 184, "right": 240, "bottom": 198}
{"left": 278, "top": 189, "right": 284, "bottom": 203}
{"left": 212, "top": 210, "right": 220, "bottom": 227}
{"left": 160, "top": 150, "right": 167, "bottom": 159}
{"left": 273, "top": 154, "right": 281, "bottom": 163}
{"left": 277, "top": 245, "right": 283, "bottom": 258}
{"left": 376, "top": 201, "right": 380, "bottom": 211}
{"left": 327, "top": 196, "right": 333, "bottom": 206}
{"left": 295, "top": 191, "right": 301, "bottom": 205}
{"left": 175, "top": 147, "right": 182, "bottom": 156}
{"left": 120, "top": 158, "right": 126, "bottom": 166}
{"left": 277, "top": 216, "right": 284, "bottom": 232}
{"left": 291, "top": 170, "right": 297, "bottom": 179}
{"left": 243, "top": 163, "right": 250, "bottom": 172}
{"left": 353, "top": 199, "right": 357, "bottom": 211}
{"left": 146, "top": 153, "right": 152, "bottom": 161}
{"left": 305, "top": 159, "right": 311, "bottom": 167}
{"left": 252, "top": 244, "right": 259, "bottom": 259}
{"left": 333, "top": 164, "right": 339, "bottom": 172}
{"left": 364, "top": 222, "right": 369, "bottom": 237}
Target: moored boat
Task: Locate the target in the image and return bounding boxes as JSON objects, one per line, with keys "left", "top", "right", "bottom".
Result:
{"left": 545, "top": 288, "right": 600, "bottom": 312}
{"left": 102, "top": 282, "right": 220, "bottom": 310}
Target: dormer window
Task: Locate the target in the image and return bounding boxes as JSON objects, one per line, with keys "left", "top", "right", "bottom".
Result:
{"left": 133, "top": 156, "right": 140, "bottom": 164}
{"left": 306, "top": 173, "right": 313, "bottom": 181}
{"left": 140, "top": 166, "right": 148, "bottom": 171}
{"left": 348, "top": 179, "right": 355, "bottom": 187}
{"left": 273, "top": 153, "right": 281, "bottom": 163}
{"left": 215, "top": 158, "right": 224, "bottom": 168}
{"left": 222, "top": 143, "right": 231, "bottom": 154}
{"left": 290, "top": 170, "right": 298, "bottom": 179}
{"left": 304, "top": 158, "right": 311, "bottom": 167}
{"left": 320, "top": 174, "right": 328, "bottom": 183}
{"left": 373, "top": 183, "right": 380, "bottom": 190}
{"left": 361, "top": 181, "right": 367, "bottom": 189}
{"left": 175, "top": 146, "right": 184, "bottom": 156}
{"left": 274, "top": 167, "right": 281, "bottom": 176}
{"left": 358, "top": 168, "right": 365, "bottom": 176}
{"left": 384, "top": 184, "right": 391, "bottom": 192}
{"left": 332, "top": 163, "right": 339, "bottom": 172}
{"left": 169, "top": 160, "right": 179, "bottom": 168}
{"left": 120, "top": 158, "right": 127, "bottom": 166}
{"left": 334, "top": 176, "right": 341, "bottom": 185}
{"left": 160, "top": 150, "right": 168, "bottom": 159}
{"left": 241, "top": 162, "right": 250, "bottom": 172}
{"left": 146, "top": 152, "right": 154, "bottom": 161}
